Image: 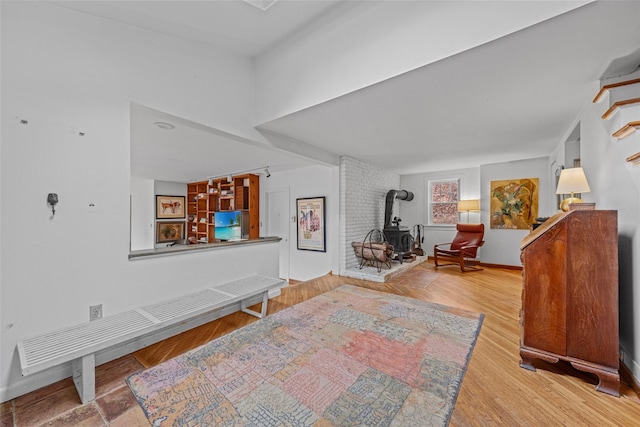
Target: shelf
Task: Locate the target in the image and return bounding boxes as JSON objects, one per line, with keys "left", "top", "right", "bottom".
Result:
{"left": 612, "top": 121, "right": 640, "bottom": 139}
{"left": 593, "top": 78, "right": 640, "bottom": 103}
{"left": 626, "top": 152, "right": 640, "bottom": 164}
{"left": 601, "top": 98, "right": 640, "bottom": 120}
{"left": 186, "top": 174, "right": 259, "bottom": 244}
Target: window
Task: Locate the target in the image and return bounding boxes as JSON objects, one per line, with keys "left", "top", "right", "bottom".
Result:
{"left": 429, "top": 179, "right": 459, "bottom": 225}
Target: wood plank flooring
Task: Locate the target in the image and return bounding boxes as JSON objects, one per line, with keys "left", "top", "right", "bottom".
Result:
{"left": 134, "top": 261, "right": 640, "bottom": 426}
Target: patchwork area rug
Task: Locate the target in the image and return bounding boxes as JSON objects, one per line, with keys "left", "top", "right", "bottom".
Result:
{"left": 127, "top": 285, "right": 484, "bottom": 426}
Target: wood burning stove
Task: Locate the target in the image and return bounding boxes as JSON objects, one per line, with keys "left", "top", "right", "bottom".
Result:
{"left": 383, "top": 189, "right": 414, "bottom": 259}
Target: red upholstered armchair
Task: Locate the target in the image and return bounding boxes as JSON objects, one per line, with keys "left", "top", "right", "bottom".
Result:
{"left": 434, "top": 223, "right": 485, "bottom": 272}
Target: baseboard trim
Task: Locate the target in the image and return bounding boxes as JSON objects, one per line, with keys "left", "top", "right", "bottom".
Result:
{"left": 0, "top": 290, "right": 281, "bottom": 404}
{"left": 426, "top": 256, "right": 522, "bottom": 271}
{"left": 478, "top": 262, "right": 522, "bottom": 271}
{"left": 621, "top": 359, "right": 640, "bottom": 400}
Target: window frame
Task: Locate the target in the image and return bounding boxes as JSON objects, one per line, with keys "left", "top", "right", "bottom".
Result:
{"left": 427, "top": 178, "right": 460, "bottom": 226}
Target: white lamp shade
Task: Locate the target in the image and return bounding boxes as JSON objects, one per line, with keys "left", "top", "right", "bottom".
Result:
{"left": 458, "top": 199, "right": 480, "bottom": 212}
{"left": 556, "top": 167, "right": 591, "bottom": 194}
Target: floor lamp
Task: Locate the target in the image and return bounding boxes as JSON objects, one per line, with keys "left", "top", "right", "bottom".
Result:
{"left": 458, "top": 199, "right": 480, "bottom": 223}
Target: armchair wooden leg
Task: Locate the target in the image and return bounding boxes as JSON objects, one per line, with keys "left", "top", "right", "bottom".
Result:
{"left": 460, "top": 259, "right": 483, "bottom": 272}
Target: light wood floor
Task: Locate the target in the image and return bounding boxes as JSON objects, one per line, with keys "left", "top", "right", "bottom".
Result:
{"left": 134, "top": 262, "right": 640, "bottom": 426}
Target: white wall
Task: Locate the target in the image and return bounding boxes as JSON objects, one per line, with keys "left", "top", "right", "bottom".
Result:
{"left": 153, "top": 181, "right": 187, "bottom": 249}
{"left": 262, "top": 165, "right": 340, "bottom": 282}
{"left": 580, "top": 75, "right": 640, "bottom": 381}
{"left": 340, "top": 157, "right": 400, "bottom": 272}
{"left": 254, "top": 1, "right": 590, "bottom": 124}
{"left": 401, "top": 167, "right": 481, "bottom": 258}
{"left": 0, "top": 2, "right": 269, "bottom": 400}
{"left": 480, "top": 157, "right": 551, "bottom": 266}
{"left": 130, "top": 177, "right": 155, "bottom": 250}
{"left": 400, "top": 160, "right": 551, "bottom": 267}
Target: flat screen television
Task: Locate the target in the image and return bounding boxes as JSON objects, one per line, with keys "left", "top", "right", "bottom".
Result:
{"left": 214, "top": 210, "right": 248, "bottom": 241}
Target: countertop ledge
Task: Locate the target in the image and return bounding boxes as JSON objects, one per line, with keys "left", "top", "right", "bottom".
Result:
{"left": 129, "top": 236, "right": 282, "bottom": 260}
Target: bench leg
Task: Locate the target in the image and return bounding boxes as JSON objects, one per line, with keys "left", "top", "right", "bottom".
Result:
{"left": 72, "top": 354, "right": 95, "bottom": 404}
{"left": 241, "top": 291, "right": 269, "bottom": 319}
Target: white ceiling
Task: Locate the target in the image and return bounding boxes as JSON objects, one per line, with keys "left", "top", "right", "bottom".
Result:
{"left": 259, "top": 2, "right": 640, "bottom": 174}
{"left": 54, "top": 0, "right": 344, "bottom": 56}
{"left": 53, "top": 1, "right": 640, "bottom": 182}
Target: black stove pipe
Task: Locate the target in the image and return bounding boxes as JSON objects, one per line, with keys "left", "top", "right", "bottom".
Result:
{"left": 383, "top": 189, "right": 414, "bottom": 229}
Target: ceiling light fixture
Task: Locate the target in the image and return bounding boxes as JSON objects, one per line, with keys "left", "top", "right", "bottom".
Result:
{"left": 207, "top": 165, "right": 272, "bottom": 181}
{"left": 154, "top": 121, "right": 175, "bottom": 130}
{"left": 243, "top": 0, "right": 278, "bottom": 11}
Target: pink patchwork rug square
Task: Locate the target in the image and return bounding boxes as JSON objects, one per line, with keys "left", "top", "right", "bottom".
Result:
{"left": 127, "top": 285, "right": 483, "bottom": 426}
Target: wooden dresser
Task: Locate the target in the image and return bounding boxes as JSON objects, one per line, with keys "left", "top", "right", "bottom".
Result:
{"left": 519, "top": 209, "right": 619, "bottom": 396}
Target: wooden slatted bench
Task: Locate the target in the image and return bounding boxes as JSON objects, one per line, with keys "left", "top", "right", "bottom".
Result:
{"left": 16, "top": 274, "right": 284, "bottom": 404}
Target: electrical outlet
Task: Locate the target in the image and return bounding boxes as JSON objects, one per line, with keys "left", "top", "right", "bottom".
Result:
{"left": 89, "top": 304, "right": 102, "bottom": 321}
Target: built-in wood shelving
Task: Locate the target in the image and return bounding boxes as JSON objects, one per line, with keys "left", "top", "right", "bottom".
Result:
{"left": 186, "top": 174, "right": 259, "bottom": 244}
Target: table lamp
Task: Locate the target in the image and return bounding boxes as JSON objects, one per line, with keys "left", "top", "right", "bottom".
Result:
{"left": 556, "top": 167, "right": 590, "bottom": 211}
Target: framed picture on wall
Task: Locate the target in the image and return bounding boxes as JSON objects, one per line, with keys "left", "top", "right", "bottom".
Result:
{"left": 297, "top": 197, "right": 326, "bottom": 252}
{"left": 490, "top": 178, "right": 539, "bottom": 230}
{"left": 156, "top": 221, "right": 185, "bottom": 244}
{"left": 156, "top": 195, "right": 185, "bottom": 219}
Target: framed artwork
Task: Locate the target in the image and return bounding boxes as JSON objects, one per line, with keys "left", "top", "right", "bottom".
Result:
{"left": 490, "top": 178, "right": 539, "bottom": 230}
{"left": 156, "top": 195, "right": 185, "bottom": 219}
{"left": 156, "top": 221, "right": 185, "bottom": 244}
{"left": 297, "top": 197, "right": 326, "bottom": 252}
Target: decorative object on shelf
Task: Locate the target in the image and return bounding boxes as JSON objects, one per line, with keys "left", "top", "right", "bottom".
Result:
{"left": 47, "top": 193, "right": 58, "bottom": 217}
{"left": 297, "top": 196, "right": 326, "bottom": 252}
{"left": 155, "top": 221, "right": 185, "bottom": 244}
{"left": 186, "top": 174, "right": 260, "bottom": 244}
{"left": 569, "top": 202, "right": 596, "bottom": 211}
{"left": 555, "top": 167, "right": 590, "bottom": 212}
{"left": 457, "top": 199, "right": 480, "bottom": 223}
{"left": 490, "top": 178, "right": 538, "bottom": 229}
{"left": 156, "top": 195, "right": 185, "bottom": 219}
